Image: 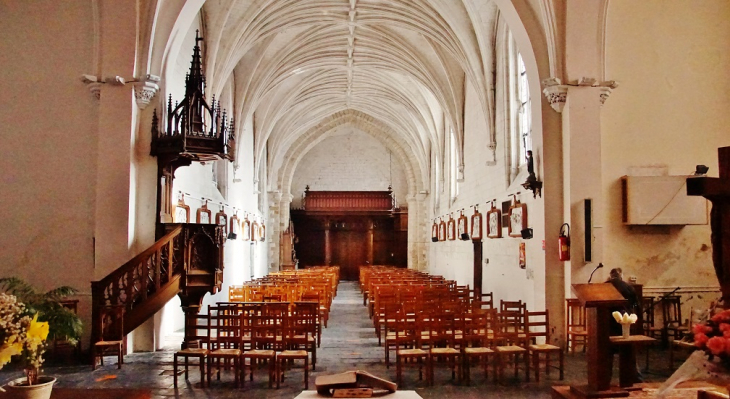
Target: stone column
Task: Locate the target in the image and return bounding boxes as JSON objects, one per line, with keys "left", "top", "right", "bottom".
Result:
{"left": 406, "top": 193, "right": 428, "bottom": 271}
{"left": 324, "top": 219, "right": 332, "bottom": 265}
{"left": 366, "top": 218, "right": 374, "bottom": 265}
{"left": 268, "top": 191, "right": 283, "bottom": 271}
{"left": 93, "top": 0, "right": 140, "bottom": 279}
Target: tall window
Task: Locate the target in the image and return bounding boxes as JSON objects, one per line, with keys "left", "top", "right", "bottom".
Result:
{"left": 450, "top": 129, "right": 459, "bottom": 201}
{"left": 516, "top": 52, "right": 532, "bottom": 166}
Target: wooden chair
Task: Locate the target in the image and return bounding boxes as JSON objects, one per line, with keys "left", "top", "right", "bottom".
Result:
{"left": 174, "top": 339, "right": 209, "bottom": 387}
{"left": 395, "top": 312, "right": 429, "bottom": 385}
{"left": 663, "top": 295, "right": 690, "bottom": 341}
{"left": 462, "top": 309, "right": 496, "bottom": 385}
{"left": 525, "top": 310, "right": 563, "bottom": 381}
{"left": 384, "top": 304, "right": 408, "bottom": 369}
{"left": 277, "top": 310, "right": 309, "bottom": 389}
{"left": 92, "top": 305, "right": 124, "bottom": 370}
{"left": 426, "top": 311, "right": 462, "bottom": 385}
{"left": 566, "top": 298, "right": 588, "bottom": 354}
{"left": 242, "top": 312, "right": 277, "bottom": 387}
{"left": 494, "top": 309, "right": 530, "bottom": 382}
{"left": 206, "top": 307, "right": 243, "bottom": 387}
{"left": 292, "top": 301, "right": 318, "bottom": 370}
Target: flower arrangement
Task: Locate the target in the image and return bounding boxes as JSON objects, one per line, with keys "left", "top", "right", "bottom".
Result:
{"left": 0, "top": 293, "right": 49, "bottom": 385}
{"left": 0, "top": 277, "right": 82, "bottom": 387}
{"left": 612, "top": 311, "right": 638, "bottom": 338}
{"left": 693, "top": 308, "right": 730, "bottom": 359}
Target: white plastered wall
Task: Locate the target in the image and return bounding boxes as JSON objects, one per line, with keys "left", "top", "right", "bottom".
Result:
{"left": 599, "top": 1, "right": 730, "bottom": 306}
{"left": 290, "top": 128, "right": 408, "bottom": 208}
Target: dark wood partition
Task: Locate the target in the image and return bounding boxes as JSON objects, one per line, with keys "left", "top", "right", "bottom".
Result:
{"left": 291, "top": 190, "right": 407, "bottom": 280}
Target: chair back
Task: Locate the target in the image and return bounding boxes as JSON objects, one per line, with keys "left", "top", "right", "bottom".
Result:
{"left": 525, "top": 310, "right": 550, "bottom": 344}
{"left": 98, "top": 305, "right": 125, "bottom": 342}
{"left": 662, "top": 295, "right": 683, "bottom": 326}
{"left": 566, "top": 298, "right": 586, "bottom": 331}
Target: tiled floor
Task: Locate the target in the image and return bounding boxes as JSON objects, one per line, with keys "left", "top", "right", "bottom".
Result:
{"left": 2, "top": 282, "right": 685, "bottom": 398}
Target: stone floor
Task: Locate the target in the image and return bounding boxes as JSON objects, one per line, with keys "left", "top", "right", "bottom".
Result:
{"left": 1, "top": 282, "right": 689, "bottom": 398}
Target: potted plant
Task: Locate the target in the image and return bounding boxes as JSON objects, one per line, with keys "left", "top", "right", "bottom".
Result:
{"left": 0, "top": 277, "right": 83, "bottom": 398}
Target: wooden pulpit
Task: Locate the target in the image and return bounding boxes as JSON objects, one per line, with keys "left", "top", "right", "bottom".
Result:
{"left": 570, "top": 283, "right": 629, "bottom": 398}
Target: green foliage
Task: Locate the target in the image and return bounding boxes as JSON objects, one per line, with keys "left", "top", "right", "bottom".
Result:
{"left": 0, "top": 277, "right": 83, "bottom": 345}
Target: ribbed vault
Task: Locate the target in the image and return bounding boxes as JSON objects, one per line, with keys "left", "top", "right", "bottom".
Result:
{"left": 197, "top": 0, "right": 500, "bottom": 188}
{"left": 277, "top": 110, "right": 426, "bottom": 198}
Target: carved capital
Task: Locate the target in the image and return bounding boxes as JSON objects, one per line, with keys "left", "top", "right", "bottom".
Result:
{"left": 599, "top": 86, "right": 613, "bottom": 106}
{"left": 542, "top": 78, "right": 568, "bottom": 113}
{"left": 81, "top": 74, "right": 101, "bottom": 100}
{"left": 134, "top": 75, "right": 161, "bottom": 110}
{"left": 486, "top": 142, "right": 497, "bottom": 166}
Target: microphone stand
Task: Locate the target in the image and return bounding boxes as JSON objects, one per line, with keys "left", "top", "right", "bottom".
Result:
{"left": 588, "top": 263, "right": 604, "bottom": 283}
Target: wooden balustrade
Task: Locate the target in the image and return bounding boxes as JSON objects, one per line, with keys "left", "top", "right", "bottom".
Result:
{"left": 91, "top": 224, "right": 225, "bottom": 348}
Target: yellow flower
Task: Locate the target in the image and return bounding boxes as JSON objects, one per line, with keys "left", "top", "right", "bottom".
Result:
{"left": 25, "top": 314, "right": 49, "bottom": 351}
{"left": 0, "top": 337, "right": 23, "bottom": 369}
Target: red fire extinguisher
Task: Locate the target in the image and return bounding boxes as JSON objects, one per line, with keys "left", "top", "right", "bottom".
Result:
{"left": 558, "top": 223, "right": 570, "bottom": 261}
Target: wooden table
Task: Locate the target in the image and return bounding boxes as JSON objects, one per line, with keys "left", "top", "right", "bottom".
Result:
{"left": 610, "top": 335, "right": 656, "bottom": 388}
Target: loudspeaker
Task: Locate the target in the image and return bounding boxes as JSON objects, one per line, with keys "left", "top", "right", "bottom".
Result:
{"left": 584, "top": 198, "right": 592, "bottom": 262}
{"left": 520, "top": 228, "right": 533, "bottom": 239}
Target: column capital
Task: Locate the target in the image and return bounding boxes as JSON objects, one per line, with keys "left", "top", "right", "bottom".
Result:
{"left": 81, "top": 74, "right": 102, "bottom": 100}
{"left": 543, "top": 77, "right": 618, "bottom": 112}
{"left": 133, "top": 75, "right": 161, "bottom": 110}
{"left": 268, "top": 191, "right": 282, "bottom": 202}
{"left": 542, "top": 78, "right": 568, "bottom": 113}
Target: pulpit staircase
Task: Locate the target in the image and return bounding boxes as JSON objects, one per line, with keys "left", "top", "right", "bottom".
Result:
{"left": 90, "top": 224, "right": 225, "bottom": 347}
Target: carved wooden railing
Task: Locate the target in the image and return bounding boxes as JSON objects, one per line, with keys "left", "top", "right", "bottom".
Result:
{"left": 91, "top": 224, "right": 224, "bottom": 346}
{"left": 303, "top": 190, "right": 394, "bottom": 212}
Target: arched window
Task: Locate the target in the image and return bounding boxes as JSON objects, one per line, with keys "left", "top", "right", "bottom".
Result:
{"left": 516, "top": 52, "right": 532, "bottom": 167}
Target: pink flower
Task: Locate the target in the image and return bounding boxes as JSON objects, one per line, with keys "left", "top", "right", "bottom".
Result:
{"left": 712, "top": 310, "right": 730, "bottom": 323}
{"left": 706, "top": 336, "right": 726, "bottom": 355}
{"left": 695, "top": 332, "right": 709, "bottom": 348}
{"left": 694, "top": 324, "right": 713, "bottom": 335}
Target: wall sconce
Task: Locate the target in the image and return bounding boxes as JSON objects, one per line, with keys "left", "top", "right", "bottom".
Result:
{"left": 521, "top": 150, "right": 542, "bottom": 198}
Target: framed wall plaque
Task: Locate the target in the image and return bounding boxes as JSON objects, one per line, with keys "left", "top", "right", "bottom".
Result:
{"left": 487, "top": 202, "right": 502, "bottom": 239}
{"left": 242, "top": 217, "right": 251, "bottom": 241}
{"left": 252, "top": 221, "right": 259, "bottom": 242}
{"left": 458, "top": 213, "right": 469, "bottom": 240}
{"left": 508, "top": 199, "right": 528, "bottom": 237}
{"left": 470, "top": 210, "right": 482, "bottom": 241}
{"left": 438, "top": 219, "right": 447, "bottom": 241}
{"left": 229, "top": 214, "right": 240, "bottom": 239}
{"left": 447, "top": 216, "right": 456, "bottom": 240}
{"left": 174, "top": 194, "right": 190, "bottom": 223}
{"left": 196, "top": 200, "right": 211, "bottom": 224}
{"left": 431, "top": 221, "right": 439, "bottom": 242}
{"left": 215, "top": 207, "right": 228, "bottom": 236}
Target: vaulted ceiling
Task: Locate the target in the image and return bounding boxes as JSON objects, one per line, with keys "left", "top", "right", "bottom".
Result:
{"left": 201, "top": 0, "right": 500, "bottom": 194}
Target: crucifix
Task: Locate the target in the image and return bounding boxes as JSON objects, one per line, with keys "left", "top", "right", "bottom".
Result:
{"left": 687, "top": 146, "right": 730, "bottom": 307}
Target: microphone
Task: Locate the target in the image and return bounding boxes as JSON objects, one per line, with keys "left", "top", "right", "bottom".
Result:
{"left": 588, "top": 262, "right": 604, "bottom": 283}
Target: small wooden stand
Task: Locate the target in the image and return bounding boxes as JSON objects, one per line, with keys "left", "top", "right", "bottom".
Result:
{"left": 568, "top": 283, "right": 629, "bottom": 398}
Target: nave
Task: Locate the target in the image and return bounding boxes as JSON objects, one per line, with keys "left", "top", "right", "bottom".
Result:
{"left": 16, "top": 282, "right": 676, "bottom": 399}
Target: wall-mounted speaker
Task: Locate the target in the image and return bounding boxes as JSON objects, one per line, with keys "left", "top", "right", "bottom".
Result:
{"left": 584, "top": 198, "right": 592, "bottom": 262}
{"left": 520, "top": 228, "right": 533, "bottom": 239}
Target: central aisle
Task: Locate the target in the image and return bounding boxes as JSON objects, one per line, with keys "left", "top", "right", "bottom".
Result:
{"left": 315, "top": 281, "right": 383, "bottom": 372}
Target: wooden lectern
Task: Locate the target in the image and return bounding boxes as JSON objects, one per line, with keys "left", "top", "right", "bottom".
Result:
{"left": 570, "top": 284, "right": 629, "bottom": 398}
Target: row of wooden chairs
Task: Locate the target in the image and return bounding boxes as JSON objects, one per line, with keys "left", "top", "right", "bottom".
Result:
{"left": 174, "top": 301, "right": 320, "bottom": 389}
{"left": 386, "top": 305, "right": 563, "bottom": 385}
